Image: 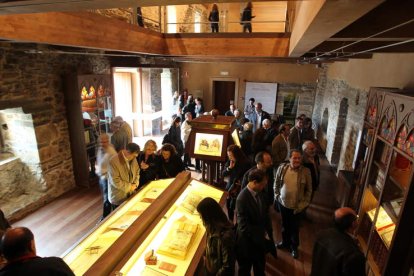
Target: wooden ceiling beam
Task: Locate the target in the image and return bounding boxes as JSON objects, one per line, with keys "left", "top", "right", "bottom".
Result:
{"left": 164, "top": 35, "right": 289, "bottom": 57}
{"left": 0, "top": 11, "right": 290, "bottom": 58}
{"left": 0, "top": 12, "right": 167, "bottom": 54}
{"left": 288, "top": 0, "right": 384, "bottom": 57}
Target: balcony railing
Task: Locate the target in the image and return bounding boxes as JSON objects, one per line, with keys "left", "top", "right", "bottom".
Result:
{"left": 91, "top": 2, "right": 292, "bottom": 34}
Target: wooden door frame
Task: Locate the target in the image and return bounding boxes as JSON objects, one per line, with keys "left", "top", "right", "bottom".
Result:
{"left": 210, "top": 77, "right": 239, "bottom": 110}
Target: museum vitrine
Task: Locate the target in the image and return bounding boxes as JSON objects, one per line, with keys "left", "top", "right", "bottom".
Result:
{"left": 63, "top": 172, "right": 226, "bottom": 276}
{"left": 64, "top": 74, "right": 114, "bottom": 187}
{"left": 63, "top": 178, "right": 176, "bottom": 275}
{"left": 112, "top": 179, "right": 226, "bottom": 275}
{"left": 351, "top": 88, "right": 398, "bottom": 209}
{"left": 357, "top": 92, "right": 414, "bottom": 276}
{"left": 187, "top": 115, "right": 237, "bottom": 162}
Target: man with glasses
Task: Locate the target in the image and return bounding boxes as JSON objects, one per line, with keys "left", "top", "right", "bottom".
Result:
{"left": 108, "top": 143, "right": 140, "bottom": 210}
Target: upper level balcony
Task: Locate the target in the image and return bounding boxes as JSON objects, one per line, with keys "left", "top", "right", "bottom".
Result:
{"left": 88, "top": 2, "right": 292, "bottom": 34}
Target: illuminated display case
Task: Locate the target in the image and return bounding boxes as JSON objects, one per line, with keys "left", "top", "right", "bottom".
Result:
{"left": 64, "top": 74, "right": 114, "bottom": 187}
{"left": 187, "top": 115, "right": 237, "bottom": 162}
{"left": 114, "top": 179, "right": 225, "bottom": 275}
{"left": 357, "top": 91, "right": 414, "bottom": 276}
{"left": 63, "top": 179, "right": 175, "bottom": 275}
{"left": 63, "top": 172, "right": 226, "bottom": 276}
{"left": 351, "top": 88, "right": 391, "bottom": 209}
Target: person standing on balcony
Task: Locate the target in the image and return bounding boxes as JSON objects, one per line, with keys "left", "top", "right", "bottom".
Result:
{"left": 208, "top": 4, "right": 219, "bottom": 33}
{"left": 241, "top": 2, "right": 255, "bottom": 33}
{"left": 137, "top": 7, "right": 144, "bottom": 27}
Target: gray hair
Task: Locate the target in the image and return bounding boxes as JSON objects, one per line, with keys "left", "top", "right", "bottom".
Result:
{"left": 262, "top": 119, "right": 271, "bottom": 127}
{"left": 302, "top": 140, "right": 315, "bottom": 151}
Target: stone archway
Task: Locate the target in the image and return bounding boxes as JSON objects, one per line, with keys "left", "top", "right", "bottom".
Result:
{"left": 331, "top": 98, "right": 349, "bottom": 168}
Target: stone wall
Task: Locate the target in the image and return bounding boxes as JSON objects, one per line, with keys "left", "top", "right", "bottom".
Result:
{"left": 313, "top": 70, "right": 368, "bottom": 172}
{"left": 176, "top": 5, "right": 209, "bottom": 33}
{"left": 93, "top": 8, "right": 133, "bottom": 23}
{"left": 0, "top": 43, "right": 111, "bottom": 221}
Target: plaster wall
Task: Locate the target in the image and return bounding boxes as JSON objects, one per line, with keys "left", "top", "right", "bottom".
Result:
{"left": 180, "top": 62, "right": 319, "bottom": 111}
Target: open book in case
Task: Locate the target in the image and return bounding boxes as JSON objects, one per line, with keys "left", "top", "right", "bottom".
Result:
{"left": 357, "top": 91, "right": 414, "bottom": 276}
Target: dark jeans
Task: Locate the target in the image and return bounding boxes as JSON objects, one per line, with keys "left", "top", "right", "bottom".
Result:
{"left": 99, "top": 177, "right": 112, "bottom": 218}
{"left": 226, "top": 197, "right": 235, "bottom": 222}
{"left": 238, "top": 250, "right": 265, "bottom": 276}
{"left": 243, "top": 23, "right": 252, "bottom": 33}
{"left": 211, "top": 23, "right": 219, "bottom": 32}
{"left": 278, "top": 202, "right": 301, "bottom": 249}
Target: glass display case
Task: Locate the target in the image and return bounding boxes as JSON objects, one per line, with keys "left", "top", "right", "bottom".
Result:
{"left": 63, "top": 172, "right": 226, "bottom": 276}
{"left": 187, "top": 115, "right": 236, "bottom": 162}
{"left": 115, "top": 179, "right": 225, "bottom": 275}
{"left": 63, "top": 179, "right": 174, "bottom": 275}
{"left": 357, "top": 92, "right": 414, "bottom": 275}
{"left": 64, "top": 74, "right": 114, "bottom": 187}
{"left": 351, "top": 88, "right": 392, "bottom": 210}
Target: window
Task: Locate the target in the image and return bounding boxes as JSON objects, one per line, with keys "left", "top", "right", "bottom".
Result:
{"left": 167, "top": 6, "right": 177, "bottom": 33}
{"left": 194, "top": 11, "right": 201, "bottom": 33}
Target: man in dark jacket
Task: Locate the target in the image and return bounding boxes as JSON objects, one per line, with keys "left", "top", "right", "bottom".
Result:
{"left": 236, "top": 169, "right": 273, "bottom": 276}
{"left": 311, "top": 207, "right": 366, "bottom": 276}
{"left": 0, "top": 227, "right": 74, "bottom": 276}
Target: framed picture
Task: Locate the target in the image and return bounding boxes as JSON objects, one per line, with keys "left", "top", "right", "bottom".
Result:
{"left": 194, "top": 133, "right": 224, "bottom": 157}
{"left": 231, "top": 129, "right": 241, "bottom": 148}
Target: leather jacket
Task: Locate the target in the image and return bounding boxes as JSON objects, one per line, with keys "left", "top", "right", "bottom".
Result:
{"left": 205, "top": 226, "right": 235, "bottom": 276}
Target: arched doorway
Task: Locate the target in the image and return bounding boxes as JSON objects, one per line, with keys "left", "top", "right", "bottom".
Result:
{"left": 331, "top": 98, "right": 349, "bottom": 168}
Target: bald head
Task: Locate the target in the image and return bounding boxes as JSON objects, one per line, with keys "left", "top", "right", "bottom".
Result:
{"left": 1, "top": 227, "right": 36, "bottom": 261}
{"left": 334, "top": 207, "right": 358, "bottom": 232}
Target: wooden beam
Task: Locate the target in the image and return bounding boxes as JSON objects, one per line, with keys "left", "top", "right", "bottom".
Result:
{"left": 165, "top": 36, "right": 289, "bottom": 57}
{"left": 0, "top": 11, "right": 290, "bottom": 58}
{"left": 289, "top": 0, "right": 384, "bottom": 57}
{"left": 0, "top": 12, "right": 167, "bottom": 55}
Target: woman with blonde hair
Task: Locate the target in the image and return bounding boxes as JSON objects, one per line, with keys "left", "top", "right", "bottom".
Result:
{"left": 137, "top": 139, "right": 158, "bottom": 188}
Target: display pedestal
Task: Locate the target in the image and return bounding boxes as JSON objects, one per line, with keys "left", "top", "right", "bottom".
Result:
{"left": 200, "top": 160, "right": 224, "bottom": 186}
{"left": 187, "top": 115, "right": 238, "bottom": 184}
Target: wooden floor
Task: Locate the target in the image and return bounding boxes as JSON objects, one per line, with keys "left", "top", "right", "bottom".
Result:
{"left": 12, "top": 156, "right": 338, "bottom": 275}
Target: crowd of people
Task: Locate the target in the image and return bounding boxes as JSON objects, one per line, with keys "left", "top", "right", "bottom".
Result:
{"left": 192, "top": 96, "right": 365, "bottom": 275}
{"left": 0, "top": 93, "right": 365, "bottom": 275}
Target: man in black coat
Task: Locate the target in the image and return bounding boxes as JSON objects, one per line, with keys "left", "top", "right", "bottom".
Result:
{"left": 236, "top": 169, "right": 274, "bottom": 276}
{"left": 311, "top": 207, "right": 366, "bottom": 276}
{"left": 0, "top": 227, "right": 74, "bottom": 276}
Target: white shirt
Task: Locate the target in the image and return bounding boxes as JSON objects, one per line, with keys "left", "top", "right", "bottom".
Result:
{"left": 181, "top": 120, "right": 192, "bottom": 145}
